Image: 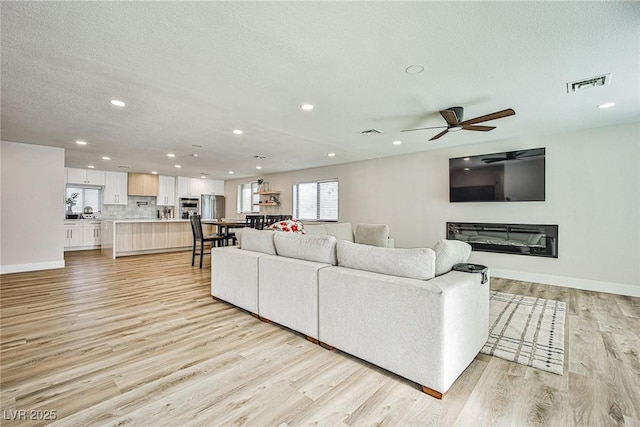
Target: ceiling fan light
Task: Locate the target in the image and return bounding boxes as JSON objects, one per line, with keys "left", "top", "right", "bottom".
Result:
{"left": 448, "top": 126, "right": 463, "bottom": 132}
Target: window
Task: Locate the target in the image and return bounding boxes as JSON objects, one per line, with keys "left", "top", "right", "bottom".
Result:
{"left": 293, "top": 179, "right": 338, "bottom": 221}
{"left": 66, "top": 186, "right": 102, "bottom": 214}
{"left": 237, "top": 182, "right": 260, "bottom": 213}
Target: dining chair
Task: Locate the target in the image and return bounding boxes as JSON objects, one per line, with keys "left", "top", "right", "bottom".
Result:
{"left": 265, "top": 215, "right": 293, "bottom": 226}
{"left": 190, "top": 214, "right": 226, "bottom": 268}
{"left": 245, "top": 214, "right": 265, "bottom": 230}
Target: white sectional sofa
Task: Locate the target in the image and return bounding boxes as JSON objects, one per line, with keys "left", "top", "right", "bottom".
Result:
{"left": 210, "top": 223, "right": 489, "bottom": 398}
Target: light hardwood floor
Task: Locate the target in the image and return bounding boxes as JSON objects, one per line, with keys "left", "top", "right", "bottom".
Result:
{"left": 1, "top": 250, "right": 638, "bottom": 426}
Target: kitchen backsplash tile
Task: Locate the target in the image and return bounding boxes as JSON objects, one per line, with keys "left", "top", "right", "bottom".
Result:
{"left": 102, "top": 196, "right": 161, "bottom": 219}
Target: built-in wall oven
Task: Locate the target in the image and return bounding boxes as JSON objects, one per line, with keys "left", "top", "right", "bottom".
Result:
{"left": 179, "top": 197, "right": 200, "bottom": 219}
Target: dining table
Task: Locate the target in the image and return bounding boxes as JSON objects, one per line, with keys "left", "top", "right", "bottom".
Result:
{"left": 202, "top": 219, "right": 247, "bottom": 245}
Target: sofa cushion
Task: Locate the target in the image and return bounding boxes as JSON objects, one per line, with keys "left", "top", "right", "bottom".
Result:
{"left": 432, "top": 239, "right": 472, "bottom": 276}
{"left": 324, "top": 223, "right": 354, "bottom": 242}
{"left": 239, "top": 227, "right": 277, "bottom": 255}
{"left": 266, "top": 219, "right": 305, "bottom": 234}
{"left": 354, "top": 223, "right": 389, "bottom": 247}
{"left": 302, "top": 224, "right": 327, "bottom": 236}
{"left": 274, "top": 232, "right": 338, "bottom": 265}
{"left": 337, "top": 240, "right": 436, "bottom": 280}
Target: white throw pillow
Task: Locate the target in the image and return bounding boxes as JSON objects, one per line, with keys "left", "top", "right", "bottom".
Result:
{"left": 354, "top": 223, "right": 389, "bottom": 247}
{"left": 239, "top": 228, "right": 277, "bottom": 255}
{"left": 273, "top": 232, "right": 337, "bottom": 265}
{"left": 337, "top": 240, "right": 436, "bottom": 280}
{"left": 432, "top": 239, "right": 472, "bottom": 276}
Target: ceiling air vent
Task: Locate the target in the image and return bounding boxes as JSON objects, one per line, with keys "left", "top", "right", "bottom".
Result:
{"left": 567, "top": 73, "right": 611, "bottom": 93}
{"left": 360, "top": 128, "right": 384, "bottom": 135}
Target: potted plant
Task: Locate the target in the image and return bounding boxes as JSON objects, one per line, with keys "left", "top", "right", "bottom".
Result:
{"left": 65, "top": 192, "right": 79, "bottom": 218}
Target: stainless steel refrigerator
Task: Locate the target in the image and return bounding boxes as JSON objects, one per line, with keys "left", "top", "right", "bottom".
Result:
{"left": 200, "top": 195, "right": 225, "bottom": 220}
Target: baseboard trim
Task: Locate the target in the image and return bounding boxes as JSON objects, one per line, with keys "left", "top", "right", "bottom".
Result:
{"left": 0, "top": 260, "right": 65, "bottom": 275}
{"left": 491, "top": 269, "right": 640, "bottom": 297}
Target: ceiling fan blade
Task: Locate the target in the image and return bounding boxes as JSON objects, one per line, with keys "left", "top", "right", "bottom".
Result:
{"left": 440, "top": 110, "right": 459, "bottom": 126}
{"left": 429, "top": 129, "right": 449, "bottom": 141}
{"left": 462, "top": 125, "right": 496, "bottom": 132}
{"left": 400, "top": 125, "right": 448, "bottom": 132}
{"left": 460, "top": 108, "right": 515, "bottom": 126}
{"left": 482, "top": 157, "right": 507, "bottom": 163}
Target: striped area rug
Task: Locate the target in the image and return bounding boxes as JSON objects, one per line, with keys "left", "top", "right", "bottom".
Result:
{"left": 481, "top": 291, "right": 566, "bottom": 375}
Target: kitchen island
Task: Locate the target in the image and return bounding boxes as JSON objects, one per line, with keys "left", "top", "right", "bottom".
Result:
{"left": 101, "top": 219, "right": 193, "bottom": 259}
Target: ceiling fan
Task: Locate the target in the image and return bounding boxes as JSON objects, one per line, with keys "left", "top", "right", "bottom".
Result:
{"left": 481, "top": 148, "right": 543, "bottom": 164}
{"left": 401, "top": 106, "right": 515, "bottom": 141}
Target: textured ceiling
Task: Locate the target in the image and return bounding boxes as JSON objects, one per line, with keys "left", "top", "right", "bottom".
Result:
{"left": 1, "top": 2, "right": 639, "bottom": 180}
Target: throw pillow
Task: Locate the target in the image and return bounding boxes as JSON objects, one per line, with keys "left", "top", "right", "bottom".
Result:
{"left": 239, "top": 227, "right": 277, "bottom": 255}
{"left": 432, "top": 239, "right": 472, "bottom": 276}
{"left": 354, "top": 223, "right": 389, "bottom": 247}
{"left": 266, "top": 219, "right": 306, "bottom": 234}
{"left": 337, "top": 240, "right": 436, "bottom": 280}
{"left": 273, "top": 232, "right": 337, "bottom": 265}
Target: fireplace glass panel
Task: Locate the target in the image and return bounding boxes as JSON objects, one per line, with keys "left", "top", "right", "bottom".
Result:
{"left": 447, "top": 222, "right": 558, "bottom": 258}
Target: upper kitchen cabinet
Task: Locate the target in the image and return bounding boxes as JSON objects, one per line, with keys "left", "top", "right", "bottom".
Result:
{"left": 201, "top": 179, "right": 225, "bottom": 195}
{"left": 158, "top": 176, "right": 176, "bottom": 206}
{"left": 128, "top": 173, "right": 159, "bottom": 197}
{"left": 66, "top": 168, "right": 106, "bottom": 186}
{"left": 177, "top": 176, "right": 224, "bottom": 196}
{"left": 176, "top": 177, "right": 202, "bottom": 196}
{"left": 104, "top": 171, "right": 128, "bottom": 205}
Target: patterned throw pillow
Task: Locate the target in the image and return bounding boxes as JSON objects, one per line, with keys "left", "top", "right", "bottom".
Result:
{"left": 266, "top": 219, "right": 306, "bottom": 234}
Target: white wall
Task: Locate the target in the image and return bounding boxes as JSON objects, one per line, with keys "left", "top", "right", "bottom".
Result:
{"left": 1, "top": 141, "right": 66, "bottom": 273}
{"left": 225, "top": 123, "right": 640, "bottom": 296}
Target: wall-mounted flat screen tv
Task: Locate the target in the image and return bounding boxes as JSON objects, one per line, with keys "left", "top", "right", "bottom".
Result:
{"left": 449, "top": 147, "right": 545, "bottom": 202}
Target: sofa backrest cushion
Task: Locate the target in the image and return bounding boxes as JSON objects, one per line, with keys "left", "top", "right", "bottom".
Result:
{"left": 302, "top": 224, "right": 327, "bottom": 236}
{"left": 239, "top": 227, "right": 277, "bottom": 255}
{"left": 303, "top": 222, "right": 354, "bottom": 242}
{"left": 354, "top": 223, "right": 390, "bottom": 247}
{"left": 337, "top": 240, "right": 436, "bottom": 280}
{"left": 324, "top": 223, "right": 354, "bottom": 242}
{"left": 274, "top": 232, "right": 338, "bottom": 265}
{"left": 432, "top": 239, "right": 472, "bottom": 276}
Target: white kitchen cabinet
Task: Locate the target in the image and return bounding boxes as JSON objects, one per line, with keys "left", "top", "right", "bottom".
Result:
{"left": 82, "top": 221, "right": 102, "bottom": 246}
{"left": 104, "top": 171, "right": 128, "bottom": 205}
{"left": 201, "top": 179, "right": 225, "bottom": 195}
{"left": 66, "top": 168, "right": 106, "bottom": 186}
{"left": 63, "top": 221, "right": 84, "bottom": 248}
{"left": 177, "top": 177, "right": 202, "bottom": 196}
{"left": 158, "top": 176, "right": 176, "bottom": 206}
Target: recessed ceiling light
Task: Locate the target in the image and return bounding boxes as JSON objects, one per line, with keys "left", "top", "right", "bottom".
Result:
{"left": 228, "top": 171, "right": 235, "bottom": 174}
{"left": 392, "top": 140, "right": 402, "bottom": 145}
{"left": 256, "top": 166, "right": 262, "bottom": 170}
{"left": 233, "top": 129, "right": 243, "bottom": 135}
{"left": 75, "top": 140, "right": 87, "bottom": 145}
{"left": 405, "top": 64, "right": 425, "bottom": 74}
{"left": 597, "top": 102, "right": 616, "bottom": 109}
{"left": 301, "top": 104, "right": 314, "bottom": 111}
{"left": 201, "top": 175, "right": 206, "bottom": 179}
{"left": 87, "top": 165, "right": 95, "bottom": 169}
{"left": 328, "top": 152, "right": 336, "bottom": 157}
{"left": 151, "top": 171, "right": 158, "bottom": 174}
{"left": 175, "top": 164, "right": 181, "bottom": 168}
{"left": 102, "top": 156, "right": 111, "bottom": 160}
{"left": 167, "top": 153, "right": 176, "bottom": 158}
{"left": 110, "top": 99, "right": 126, "bottom": 107}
